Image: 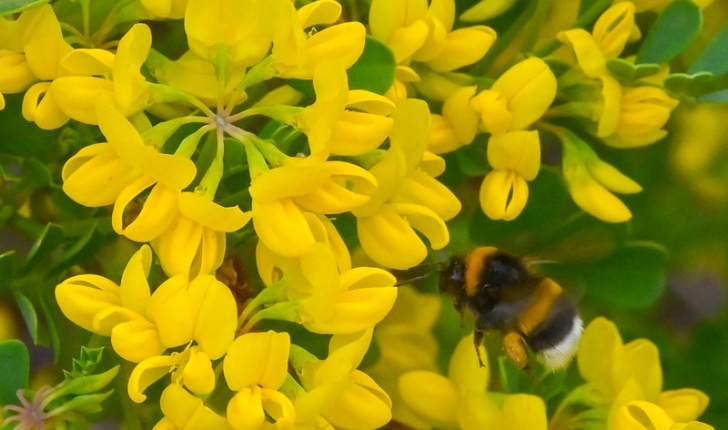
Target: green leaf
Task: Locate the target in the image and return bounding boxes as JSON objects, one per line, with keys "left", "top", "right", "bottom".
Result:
{"left": 16, "top": 293, "right": 40, "bottom": 344}
{"left": 663, "top": 72, "right": 714, "bottom": 98}
{"left": 51, "top": 224, "right": 103, "bottom": 273}
{"left": 0, "top": 0, "right": 48, "bottom": 15}
{"left": 636, "top": 0, "right": 702, "bottom": 65}
{"left": 698, "top": 89, "right": 728, "bottom": 103}
{"left": 21, "top": 223, "right": 64, "bottom": 274}
{"left": 0, "top": 340, "right": 29, "bottom": 406}
{"left": 689, "top": 21, "right": 728, "bottom": 75}
{"left": 606, "top": 59, "right": 661, "bottom": 82}
{"left": 0, "top": 250, "right": 16, "bottom": 292}
{"left": 582, "top": 241, "right": 668, "bottom": 309}
{"left": 346, "top": 36, "right": 396, "bottom": 95}
{"left": 455, "top": 135, "right": 489, "bottom": 176}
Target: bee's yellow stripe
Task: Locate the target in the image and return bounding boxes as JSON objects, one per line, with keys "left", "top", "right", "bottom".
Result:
{"left": 518, "top": 277, "right": 563, "bottom": 335}
{"left": 464, "top": 246, "right": 498, "bottom": 297}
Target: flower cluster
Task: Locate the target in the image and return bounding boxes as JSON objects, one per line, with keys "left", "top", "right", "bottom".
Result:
{"left": 0, "top": 0, "right": 716, "bottom": 428}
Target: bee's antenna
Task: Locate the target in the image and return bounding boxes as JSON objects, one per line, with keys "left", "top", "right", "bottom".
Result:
{"left": 392, "top": 261, "right": 445, "bottom": 286}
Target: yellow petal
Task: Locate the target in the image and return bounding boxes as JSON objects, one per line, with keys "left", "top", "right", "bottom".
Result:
{"left": 597, "top": 75, "right": 622, "bottom": 137}
{"left": 396, "top": 202, "right": 450, "bottom": 249}
{"left": 148, "top": 276, "right": 195, "bottom": 349}
{"left": 119, "top": 245, "right": 153, "bottom": 315}
{"left": 592, "top": 2, "right": 636, "bottom": 58}
{"left": 303, "top": 286, "right": 398, "bottom": 335}
{"left": 178, "top": 192, "right": 251, "bottom": 231}
{"left": 22, "top": 82, "right": 69, "bottom": 129}
{"left": 61, "top": 48, "right": 114, "bottom": 77}
{"left": 479, "top": 169, "right": 529, "bottom": 221}
{"left": 357, "top": 205, "right": 428, "bottom": 270}
{"left": 443, "top": 85, "right": 479, "bottom": 145}
{"left": 328, "top": 110, "right": 393, "bottom": 156}
{"left": 492, "top": 57, "right": 556, "bottom": 131}
{"left": 389, "top": 98, "right": 431, "bottom": 171}
{"left": 577, "top": 317, "right": 625, "bottom": 401}
{"left": 224, "top": 331, "right": 291, "bottom": 390}
{"left": 50, "top": 77, "right": 113, "bottom": 124}
{"left": 624, "top": 339, "right": 662, "bottom": 402}
{"left": 297, "top": 0, "right": 341, "bottom": 28}
{"left": 189, "top": 275, "right": 237, "bottom": 359}
{"left": 227, "top": 387, "right": 266, "bottom": 430}
{"left": 111, "top": 318, "right": 165, "bottom": 363}
{"left": 298, "top": 22, "right": 366, "bottom": 79}
{"left": 0, "top": 51, "right": 36, "bottom": 93}
{"left": 369, "top": 0, "right": 428, "bottom": 43}
{"left": 427, "top": 26, "right": 496, "bottom": 72}
{"left": 61, "top": 143, "right": 139, "bottom": 207}
{"left": 113, "top": 23, "right": 152, "bottom": 114}
{"left": 487, "top": 131, "right": 540, "bottom": 179}
{"left": 183, "top": 347, "right": 215, "bottom": 395}
{"left": 500, "top": 394, "right": 548, "bottom": 430}
{"left": 128, "top": 354, "right": 179, "bottom": 403}
{"left": 659, "top": 389, "right": 710, "bottom": 423}
{"left": 557, "top": 29, "right": 607, "bottom": 78}
{"left": 398, "top": 170, "right": 462, "bottom": 221}
{"left": 399, "top": 370, "right": 459, "bottom": 426}
{"left": 22, "top": 4, "right": 72, "bottom": 80}
{"left": 252, "top": 198, "right": 316, "bottom": 257}
{"left": 112, "top": 181, "right": 178, "bottom": 243}
{"left": 55, "top": 275, "right": 121, "bottom": 334}
{"left": 587, "top": 158, "right": 642, "bottom": 194}
{"left": 448, "top": 333, "right": 489, "bottom": 393}
{"left": 612, "top": 401, "right": 674, "bottom": 430}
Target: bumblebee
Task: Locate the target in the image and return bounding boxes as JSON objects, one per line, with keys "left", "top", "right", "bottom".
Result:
{"left": 439, "top": 246, "right": 583, "bottom": 371}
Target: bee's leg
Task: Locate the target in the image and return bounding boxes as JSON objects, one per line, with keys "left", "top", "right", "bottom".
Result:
{"left": 473, "top": 329, "right": 486, "bottom": 367}
{"left": 503, "top": 331, "right": 529, "bottom": 370}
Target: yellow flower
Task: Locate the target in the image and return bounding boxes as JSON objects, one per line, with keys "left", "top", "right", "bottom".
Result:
{"left": 354, "top": 99, "right": 461, "bottom": 270}
{"left": 556, "top": 126, "right": 642, "bottom": 222}
{"left": 369, "top": 0, "right": 496, "bottom": 72}
{"left": 601, "top": 86, "right": 679, "bottom": 148}
{"left": 56, "top": 246, "right": 238, "bottom": 402}
{"left": 223, "top": 331, "right": 295, "bottom": 430}
{"left": 270, "top": 1, "right": 366, "bottom": 80}
{"left": 62, "top": 99, "right": 196, "bottom": 241}
{"left": 152, "top": 192, "right": 251, "bottom": 279}
{"left": 292, "top": 329, "right": 392, "bottom": 430}
{"left": 254, "top": 242, "right": 397, "bottom": 335}
{"left": 398, "top": 334, "right": 548, "bottom": 430}
{"left": 571, "top": 317, "right": 712, "bottom": 430}
{"left": 364, "top": 285, "right": 441, "bottom": 428}
{"left": 153, "top": 384, "right": 235, "bottom": 430}
{"left": 23, "top": 23, "right": 151, "bottom": 129}
{"left": 428, "top": 86, "right": 479, "bottom": 154}
{"left": 249, "top": 153, "right": 377, "bottom": 258}
{"left": 293, "top": 61, "right": 395, "bottom": 155}
{"left": 470, "top": 57, "right": 557, "bottom": 136}
{"left": 557, "top": 2, "right": 637, "bottom": 79}
{"left": 613, "top": 401, "right": 714, "bottom": 430}
{"left": 480, "top": 131, "right": 540, "bottom": 220}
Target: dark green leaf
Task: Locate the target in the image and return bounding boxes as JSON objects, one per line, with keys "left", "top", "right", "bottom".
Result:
{"left": 21, "top": 223, "right": 64, "bottom": 274}
{"left": 664, "top": 72, "right": 714, "bottom": 98}
{"left": 21, "top": 158, "right": 53, "bottom": 190}
{"left": 689, "top": 21, "right": 728, "bottom": 75}
{"left": 636, "top": 0, "right": 702, "bottom": 65}
{"left": 0, "top": 0, "right": 48, "bottom": 15}
{"left": 698, "top": 89, "right": 728, "bottom": 103}
{"left": 51, "top": 223, "right": 103, "bottom": 274}
{"left": 16, "top": 293, "right": 39, "bottom": 343}
{"left": 0, "top": 251, "right": 16, "bottom": 292}
{"left": 606, "top": 59, "right": 661, "bottom": 82}
{"left": 0, "top": 95, "right": 56, "bottom": 159}
{"left": 455, "top": 135, "right": 489, "bottom": 176}
{"left": 0, "top": 340, "right": 29, "bottom": 406}
{"left": 582, "top": 241, "right": 668, "bottom": 309}
{"left": 347, "top": 36, "right": 396, "bottom": 95}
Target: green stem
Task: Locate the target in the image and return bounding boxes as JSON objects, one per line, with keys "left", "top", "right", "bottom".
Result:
{"left": 521, "top": 0, "right": 553, "bottom": 54}
{"left": 469, "top": 1, "right": 538, "bottom": 75}
{"left": 534, "top": 0, "right": 613, "bottom": 57}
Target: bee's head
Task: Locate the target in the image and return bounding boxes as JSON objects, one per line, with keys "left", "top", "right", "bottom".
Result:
{"left": 439, "top": 256, "right": 466, "bottom": 296}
